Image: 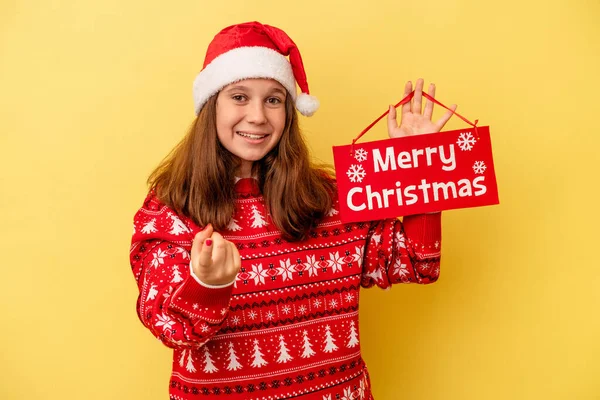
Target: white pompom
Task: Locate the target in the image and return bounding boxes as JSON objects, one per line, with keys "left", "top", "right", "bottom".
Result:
{"left": 295, "top": 93, "right": 320, "bottom": 117}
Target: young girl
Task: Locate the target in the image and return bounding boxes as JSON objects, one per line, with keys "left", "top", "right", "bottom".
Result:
{"left": 130, "top": 21, "right": 455, "bottom": 400}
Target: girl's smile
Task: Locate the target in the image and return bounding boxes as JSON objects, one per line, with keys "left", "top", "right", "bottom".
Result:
{"left": 235, "top": 131, "right": 270, "bottom": 142}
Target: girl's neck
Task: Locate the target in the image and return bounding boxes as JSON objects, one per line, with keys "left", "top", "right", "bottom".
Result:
{"left": 237, "top": 160, "right": 254, "bottom": 179}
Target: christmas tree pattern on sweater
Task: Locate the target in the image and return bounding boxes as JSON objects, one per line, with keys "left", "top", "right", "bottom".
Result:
{"left": 130, "top": 178, "right": 441, "bottom": 399}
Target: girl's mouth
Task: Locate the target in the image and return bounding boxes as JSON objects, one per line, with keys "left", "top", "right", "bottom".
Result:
{"left": 236, "top": 131, "right": 269, "bottom": 141}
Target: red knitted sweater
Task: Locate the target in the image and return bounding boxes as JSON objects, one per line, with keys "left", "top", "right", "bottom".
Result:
{"left": 129, "top": 178, "right": 441, "bottom": 400}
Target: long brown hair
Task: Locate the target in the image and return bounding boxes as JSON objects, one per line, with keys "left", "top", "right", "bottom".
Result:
{"left": 148, "top": 93, "right": 336, "bottom": 241}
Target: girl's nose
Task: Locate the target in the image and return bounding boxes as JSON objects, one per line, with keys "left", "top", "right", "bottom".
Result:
{"left": 246, "top": 100, "right": 268, "bottom": 124}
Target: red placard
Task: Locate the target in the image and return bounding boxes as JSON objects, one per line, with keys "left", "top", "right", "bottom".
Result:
{"left": 332, "top": 126, "right": 499, "bottom": 222}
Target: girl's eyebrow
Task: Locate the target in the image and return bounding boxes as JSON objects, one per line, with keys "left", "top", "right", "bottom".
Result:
{"left": 271, "top": 87, "right": 287, "bottom": 96}
{"left": 224, "top": 85, "right": 249, "bottom": 92}
{"left": 224, "top": 85, "right": 287, "bottom": 96}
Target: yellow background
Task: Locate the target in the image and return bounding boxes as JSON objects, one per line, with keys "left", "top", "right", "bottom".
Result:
{"left": 1, "top": 1, "right": 599, "bottom": 399}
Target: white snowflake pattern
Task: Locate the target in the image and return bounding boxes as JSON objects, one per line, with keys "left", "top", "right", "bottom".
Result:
{"left": 354, "top": 148, "right": 368, "bottom": 162}
{"left": 329, "top": 299, "right": 338, "bottom": 308}
{"left": 345, "top": 293, "right": 355, "bottom": 303}
{"left": 155, "top": 313, "right": 175, "bottom": 332}
{"left": 434, "top": 241, "right": 440, "bottom": 249}
{"left": 457, "top": 132, "right": 476, "bottom": 151}
{"left": 355, "top": 245, "right": 365, "bottom": 263}
{"left": 298, "top": 305, "right": 307, "bottom": 314}
{"left": 472, "top": 161, "right": 487, "bottom": 174}
{"left": 281, "top": 305, "right": 291, "bottom": 315}
{"left": 304, "top": 255, "right": 320, "bottom": 277}
{"left": 248, "top": 310, "right": 258, "bottom": 320}
{"left": 276, "top": 259, "right": 295, "bottom": 282}
{"left": 265, "top": 311, "right": 275, "bottom": 321}
{"left": 200, "top": 324, "right": 209, "bottom": 333}
{"left": 346, "top": 164, "right": 366, "bottom": 183}
{"left": 313, "top": 299, "right": 322, "bottom": 308}
{"left": 248, "top": 263, "right": 269, "bottom": 285}
{"left": 150, "top": 249, "right": 168, "bottom": 268}
{"left": 393, "top": 259, "right": 411, "bottom": 281}
{"left": 329, "top": 251, "right": 344, "bottom": 274}
{"left": 231, "top": 316, "right": 241, "bottom": 325}
{"left": 341, "top": 386, "right": 354, "bottom": 400}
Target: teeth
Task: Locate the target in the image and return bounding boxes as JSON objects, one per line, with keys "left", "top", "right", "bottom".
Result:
{"left": 237, "top": 132, "right": 266, "bottom": 140}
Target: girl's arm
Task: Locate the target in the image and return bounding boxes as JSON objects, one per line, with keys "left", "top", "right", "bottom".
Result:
{"left": 361, "top": 212, "right": 441, "bottom": 288}
{"left": 129, "top": 193, "right": 234, "bottom": 350}
{"left": 360, "top": 78, "right": 451, "bottom": 287}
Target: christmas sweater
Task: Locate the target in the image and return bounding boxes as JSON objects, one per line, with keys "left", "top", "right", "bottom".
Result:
{"left": 129, "top": 178, "right": 441, "bottom": 400}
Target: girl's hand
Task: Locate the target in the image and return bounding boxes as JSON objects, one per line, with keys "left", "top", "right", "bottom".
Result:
{"left": 387, "top": 78, "right": 457, "bottom": 138}
{"left": 191, "top": 224, "right": 241, "bottom": 286}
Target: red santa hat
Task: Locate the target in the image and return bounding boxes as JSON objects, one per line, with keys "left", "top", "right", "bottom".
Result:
{"left": 193, "top": 21, "right": 319, "bottom": 117}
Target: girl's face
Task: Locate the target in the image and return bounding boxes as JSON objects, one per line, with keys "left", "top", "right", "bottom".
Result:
{"left": 216, "top": 78, "right": 287, "bottom": 177}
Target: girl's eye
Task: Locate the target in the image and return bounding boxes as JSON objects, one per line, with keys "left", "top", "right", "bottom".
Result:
{"left": 267, "top": 97, "right": 282, "bottom": 104}
{"left": 232, "top": 95, "right": 246, "bottom": 101}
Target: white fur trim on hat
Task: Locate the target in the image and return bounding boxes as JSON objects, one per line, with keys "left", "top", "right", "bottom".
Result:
{"left": 193, "top": 47, "right": 297, "bottom": 115}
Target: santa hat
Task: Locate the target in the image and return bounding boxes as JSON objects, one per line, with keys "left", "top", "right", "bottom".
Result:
{"left": 192, "top": 21, "right": 319, "bottom": 117}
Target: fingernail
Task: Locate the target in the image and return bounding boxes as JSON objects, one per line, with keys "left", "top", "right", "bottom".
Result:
{"left": 206, "top": 239, "right": 212, "bottom": 246}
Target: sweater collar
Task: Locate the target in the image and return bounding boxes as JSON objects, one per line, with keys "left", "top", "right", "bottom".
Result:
{"left": 234, "top": 177, "right": 261, "bottom": 197}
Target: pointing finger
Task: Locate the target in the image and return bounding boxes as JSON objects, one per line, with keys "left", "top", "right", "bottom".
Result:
{"left": 192, "top": 224, "right": 213, "bottom": 258}
{"left": 197, "top": 237, "right": 214, "bottom": 269}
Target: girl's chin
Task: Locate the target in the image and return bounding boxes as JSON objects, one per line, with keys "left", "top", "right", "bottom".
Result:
{"left": 235, "top": 154, "right": 266, "bottom": 164}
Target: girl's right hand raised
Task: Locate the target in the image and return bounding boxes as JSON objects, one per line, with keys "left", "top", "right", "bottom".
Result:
{"left": 191, "top": 224, "right": 241, "bottom": 286}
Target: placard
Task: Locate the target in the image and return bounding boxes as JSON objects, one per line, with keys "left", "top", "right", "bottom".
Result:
{"left": 332, "top": 126, "right": 499, "bottom": 222}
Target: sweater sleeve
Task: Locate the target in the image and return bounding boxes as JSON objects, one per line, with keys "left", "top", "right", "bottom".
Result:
{"left": 129, "top": 192, "right": 233, "bottom": 349}
{"left": 361, "top": 213, "right": 441, "bottom": 289}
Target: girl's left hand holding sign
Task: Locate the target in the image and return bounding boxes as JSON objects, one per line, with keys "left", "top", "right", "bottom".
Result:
{"left": 387, "top": 78, "right": 457, "bottom": 138}
{"left": 191, "top": 224, "right": 242, "bottom": 286}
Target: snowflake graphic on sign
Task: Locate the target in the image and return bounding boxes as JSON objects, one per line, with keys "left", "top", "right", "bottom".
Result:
{"left": 346, "top": 164, "right": 366, "bottom": 183}
{"left": 472, "top": 161, "right": 487, "bottom": 174}
{"left": 457, "top": 132, "right": 476, "bottom": 151}
{"left": 354, "top": 148, "right": 368, "bottom": 162}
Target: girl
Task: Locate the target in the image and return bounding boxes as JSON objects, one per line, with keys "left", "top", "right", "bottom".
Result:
{"left": 130, "top": 21, "right": 455, "bottom": 400}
